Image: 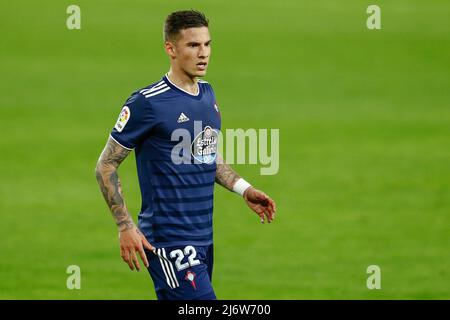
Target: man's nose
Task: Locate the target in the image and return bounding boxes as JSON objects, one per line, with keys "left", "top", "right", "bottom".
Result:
{"left": 198, "top": 45, "right": 209, "bottom": 58}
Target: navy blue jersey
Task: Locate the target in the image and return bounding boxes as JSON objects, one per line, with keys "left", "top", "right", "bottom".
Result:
{"left": 110, "top": 75, "right": 221, "bottom": 247}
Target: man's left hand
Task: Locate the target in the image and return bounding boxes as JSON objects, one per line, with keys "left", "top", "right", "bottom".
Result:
{"left": 243, "top": 187, "right": 277, "bottom": 224}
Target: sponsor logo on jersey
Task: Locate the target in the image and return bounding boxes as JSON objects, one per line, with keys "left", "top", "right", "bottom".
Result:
{"left": 177, "top": 112, "right": 190, "bottom": 123}
{"left": 191, "top": 126, "right": 218, "bottom": 164}
{"left": 115, "top": 106, "right": 130, "bottom": 132}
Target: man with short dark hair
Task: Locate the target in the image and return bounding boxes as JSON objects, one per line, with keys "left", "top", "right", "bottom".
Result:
{"left": 95, "top": 10, "right": 276, "bottom": 300}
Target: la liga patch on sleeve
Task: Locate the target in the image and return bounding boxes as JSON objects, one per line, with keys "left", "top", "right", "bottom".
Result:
{"left": 114, "top": 106, "right": 130, "bottom": 132}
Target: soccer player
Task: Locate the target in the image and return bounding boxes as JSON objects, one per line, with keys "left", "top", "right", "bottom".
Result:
{"left": 95, "top": 10, "right": 276, "bottom": 300}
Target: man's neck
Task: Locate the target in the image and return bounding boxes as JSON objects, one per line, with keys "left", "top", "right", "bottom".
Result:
{"left": 167, "top": 69, "right": 199, "bottom": 95}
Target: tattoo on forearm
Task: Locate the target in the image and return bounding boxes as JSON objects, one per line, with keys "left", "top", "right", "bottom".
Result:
{"left": 215, "top": 154, "right": 241, "bottom": 191}
{"left": 95, "top": 137, "right": 134, "bottom": 232}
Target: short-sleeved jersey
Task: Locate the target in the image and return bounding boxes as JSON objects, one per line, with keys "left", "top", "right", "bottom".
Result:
{"left": 110, "top": 74, "right": 221, "bottom": 247}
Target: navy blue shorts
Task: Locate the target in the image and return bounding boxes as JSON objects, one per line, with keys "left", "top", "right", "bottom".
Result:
{"left": 145, "top": 244, "right": 216, "bottom": 300}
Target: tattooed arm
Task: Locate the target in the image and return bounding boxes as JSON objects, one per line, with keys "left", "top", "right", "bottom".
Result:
{"left": 95, "top": 137, "right": 154, "bottom": 271}
{"left": 214, "top": 153, "right": 242, "bottom": 191}
{"left": 215, "top": 153, "right": 277, "bottom": 223}
{"left": 95, "top": 137, "right": 134, "bottom": 231}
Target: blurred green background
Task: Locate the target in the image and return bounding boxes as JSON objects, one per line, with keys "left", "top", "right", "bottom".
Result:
{"left": 0, "top": 0, "right": 449, "bottom": 299}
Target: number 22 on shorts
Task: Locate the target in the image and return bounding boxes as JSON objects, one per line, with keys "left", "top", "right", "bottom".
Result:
{"left": 169, "top": 246, "right": 201, "bottom": 271}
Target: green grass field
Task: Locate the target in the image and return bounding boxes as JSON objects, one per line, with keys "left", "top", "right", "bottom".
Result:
{"left": 1, "top": 0, "right": 449, "bottom": 299}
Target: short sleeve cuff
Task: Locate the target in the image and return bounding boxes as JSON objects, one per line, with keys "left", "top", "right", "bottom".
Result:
{"left": 109, "top": 133, "right": 134, "bottom": 150}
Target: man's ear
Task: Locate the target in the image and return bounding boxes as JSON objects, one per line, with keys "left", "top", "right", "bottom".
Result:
{"left": 164, "top": 41, "right": 176, "bottom": 59}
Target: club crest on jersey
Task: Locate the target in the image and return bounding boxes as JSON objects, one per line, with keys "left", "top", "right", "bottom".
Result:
{"left": 115, "top": 106, "right": 130, "bottom": 132}
{"left": 185, "top": 271, "right": 197, "bottom": 290}
{"left": 191, "top": 126, "right": 218, "bottom": 164}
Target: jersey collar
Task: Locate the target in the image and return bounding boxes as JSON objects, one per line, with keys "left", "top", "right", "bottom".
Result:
{"left": 163, "top": 73, "right": 203, "bottom": 100}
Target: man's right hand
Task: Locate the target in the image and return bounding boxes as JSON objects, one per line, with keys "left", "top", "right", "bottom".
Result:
{"left": 119, "top": 227, "right": 155, "bottom": 271}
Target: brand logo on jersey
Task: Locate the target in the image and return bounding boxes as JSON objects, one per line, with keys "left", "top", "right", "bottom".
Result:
{"left": 214, "top": 103, "right": 219, "bottom": 113}
{"left": 177, "top": 112, "right": 190, "bottom": 123}
{"left": 191, "top": 126, "right": 218, "bottom": 164}
{"left": 185, "top": 271, "right": 197, "bottom": 290}
{"left": 114, "top": 106, "right": 130, "bottom": 132}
